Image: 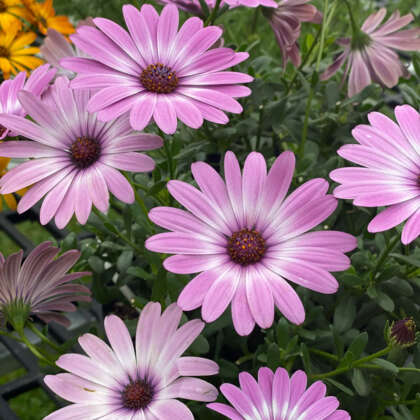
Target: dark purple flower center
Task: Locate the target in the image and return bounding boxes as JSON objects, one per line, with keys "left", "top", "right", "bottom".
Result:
{"left": 228, "top": 228, "right": 266, "bottom": 266}
{"left": 140, "top": 63, "right": 178, "bottom": 94}
{"left": 391, "top": 318, "right": 416, "bottom": 346}
{"left": 122, "top": 380, "right": 154, "bottom": 410}
{"left": 70, "top": 137, "right": 101, "bottom": 169}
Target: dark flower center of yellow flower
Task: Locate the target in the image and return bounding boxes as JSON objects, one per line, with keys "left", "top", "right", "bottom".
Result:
{"left": 122, "top": 380, "right": 154, "bottom": 410}
{"left": 0, "top": 46, "right": 9, "bottom": 58}
{"left": 0, "top": 1, "right": 6, "bottom": 13}
{"left": 140, "top": 63, "right": 178, "bottom": 94}
{"left": 70, "top": 137, "right": 101, "bottom": 169}
{"left": 228, "top": 229, "right": 266, "bottom": 265}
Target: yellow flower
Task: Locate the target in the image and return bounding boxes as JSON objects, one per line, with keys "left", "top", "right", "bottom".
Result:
{"left": 0, "top": 157, "right": 26, "bottom": 211}
{"left": 0, "top": 0, "right": 30, "bottom": 29}
{"left": 0, "top": 23, "right": 42, "bottom": 79}
{"left": 23, "top": 0, "right": 74, "bottom": 36}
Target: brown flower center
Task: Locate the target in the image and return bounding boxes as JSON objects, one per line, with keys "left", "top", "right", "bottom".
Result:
{"left": 0, "top": 46, "right": 9, "bottom": 58}
{"left": 70, "top": 137, "right": 101, "bottom": 169}
{"left": 140, "top": 63, "right": 178, "bottom": 94}
{"left": 122, "top": 380, "right": 154, "bottom": 410}
{"left": 228, "top": 229, "right": 266, "bottom": 266}
{"left": 0, "top": 1, "right": 6, "bottom": 13}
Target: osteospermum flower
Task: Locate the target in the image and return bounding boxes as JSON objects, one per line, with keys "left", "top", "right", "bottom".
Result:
{"left": 60, "top": 4, "right": 253, "bottom": 134}
{"left": 0, "top": 157, "right": 26, "bottom": 210}
{"left": 40, "top": 28, "right": 90, "bottom": 77}
{"left": 157, "top": 0, "right": 277, "bottom": 16}
{"left": 44, "top": 302, "right": 219, "bottom": 419}
{"left": 263, "top": 0, "right": 322, "bottom": 67}
{"left": 321, "top": 8, "right": 420, "bottom": 97}
{"left": 330, "top": 105, "right": 420, "bottom": 245}
{"left": 208, "top": 367, "right": 350, "bottom": 420}
{"left": 0, "top": 76, "right": 163, "bottom": 229}
{"left": 22, "top": 0, "right": 75, "bottom": 36}
{"left": 146, "top": 151, "right": 356, "bottom": 335}
{"left": 0, "top": 0, "right": 30, "bottom": 28}
{"left": 0, "top": 23, "right": 43, "bottom": 79}
{"left": 0, "top": 241, "right": 91, "bottom": 329}
{"left": 0, "top": 64, "right": 56, "bottom": 139}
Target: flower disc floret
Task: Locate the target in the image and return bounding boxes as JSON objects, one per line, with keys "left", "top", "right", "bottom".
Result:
{"left": 70, "top": 137, "right": 101, "bottom": 169}
{"left": 140, "top": 63, "right": 178, "bottom": 94}
{"left": 228, "top": 228, "right": 266, "bottom": 265}
{"left": 122, "top": 380, "right": 154, "bottom": 410}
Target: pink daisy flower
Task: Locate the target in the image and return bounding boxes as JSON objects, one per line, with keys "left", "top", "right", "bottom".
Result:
{"left": 330, "top": 105, "right": 420, "bottom": 245}
{"left": 145, "top": 151, "right": 356, "bottom": 335}
{"left": 60, "top": 4, "right": 253, "bottom": 134}
{"left": 44, "top": 302, "right": 219, "bottom": 420}
{"left": 0, "top": 241, "right": 91, "bottom": 329}
{"left": 40, "top": 26, "right": 92, "bottom": 78}
{"left": 0, "top": 64, "right": 56, "bottom": 139}
{"left": 0, "top": 76, "right": 163, "bottom": 229}
{"left": 321, "top": 8, "right": 420, "bottom": 97}
{"left": 264, "top": 0, "right": 322, "bottom": 67}
{"left": 208, "top": 367, "right": 350, "bottom": 420}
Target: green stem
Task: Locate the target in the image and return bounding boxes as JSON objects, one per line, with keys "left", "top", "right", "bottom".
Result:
{"left": 315, "top": 0, "right": 329, "bottom": 71}
{"left": 205, "top": 0, "right": 222, "bottom": 26}
{"left": 343, "top": 0, "right": 360, "bottom": 36}
{"left": 16, "top": 328, "right": 55, "bottom": 367}
{"left": 309, "top": 348, "right": 339, "bottom": 362}
{"left": 298, "top": 85, "right": 315, "bottom": 159}
{"left": 251, "top": 7, "right": 260, "bottom": 34}
{"left": 27, "top": 322, "right": 61, "bottom": 353}
{"left": 92, "top": 208, "right": 143, "bottom": 254}
{"left": 371, "top": 235, "right": 400, "bottom": 282}
{"left": 163, "top": 139, "right": 175, "bottom": 180}
{"left": 311, "top": 346, "right": 392, "bottom": 380}
{"left": 0, "top": 329, "right": 24, "bottom": 343}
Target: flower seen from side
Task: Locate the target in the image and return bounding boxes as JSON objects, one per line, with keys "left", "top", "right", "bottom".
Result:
{"left": 208, "top": 367, "right": 350, "bottom": 420}
{"left": 44, "top": 302, "right": 219, "bottom": 420}
{"left": 264, "top": 0, "right": 322, "bottom": 67}
{"left": 321, "top": 8, "right": 420, "bottom": 97}
{"left": 0, "top": 76, "right": 163, "bottom": 229}
{"left": 0, "top": 64, "right": 56, "bottom": 139}
{"left": 61, "top": 4, "right": 253, "bottom": 134}
{"left": 0, "top": 241, "right": 91, "bottom": 329}
{"left": 330, "top": 105, "right": 420, "bottom": 245}
{"left": 146, "top": 151, "right": 357, "bottom": 335}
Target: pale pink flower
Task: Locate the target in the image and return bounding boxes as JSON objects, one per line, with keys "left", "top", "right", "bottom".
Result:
{"left": 0, "top": 241, "right": 90, "bottom": 328}
{"left": 44, "top": 302, "right": 218, "bottom": 420}
{"left": 0, "top": 64, "right": 56, "bottom": 139}
{"left": 0, "top": 77, "right": 163, "bottom": 229}
{"left": 146, "top": 151, "right": 356, "bottom": 335}
{"left": 208, "top": 367, "right": 350, "bottom": 420}
{"left": 321, "top": 8, "right": 420, "bottom": 97}
{"left": 330, "top": 105, "right": 420, "bottom": 245}
{"left": 157, "top": 0, "right": 277, "bottom": 16}
{"left": 60, "top": 4, "right": 253, "bottom": 134}
{"left": 265, "top": 0, "right": 322, "bottom": 67}
{"left": 40, "top": 28, "right": 91, "bottom": 78}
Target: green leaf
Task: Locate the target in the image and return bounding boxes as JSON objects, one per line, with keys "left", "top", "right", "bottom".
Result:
{"left": 88, "top": 256, "right": 104, "bottom": 274}
{"left": 390, "top": 253, "right": 420, "bottom": 268}
{"left": 351, "top": 368, "right": 370, "bottom": 396}
{"left": 333, "top": 296, "right": 356, "bottom": 333}
{"left": 347, "top": 332, "right": 368, "bottom": 360}
{"left": 117, "top": 250, "right": 133, "bottom": 273}
{"left": 300, "top": 343, "right": 311, "bottom": 374}
{"left": 371, "top": 358, "right": 399, "bottom": 374}
{"left": 375, "top": 291, "right": 395, "bottom": 312}
{"left": 267, "top": 343, "right": 281, "bottom": 371}
{"left": 189, "top": 334, "right": 210, "bottom": 355}
{"left": 324, "top": 378, "right": 354, "bottom": 396}
{"left": 126, "top": 266, "right": 154, "bottom": 281}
